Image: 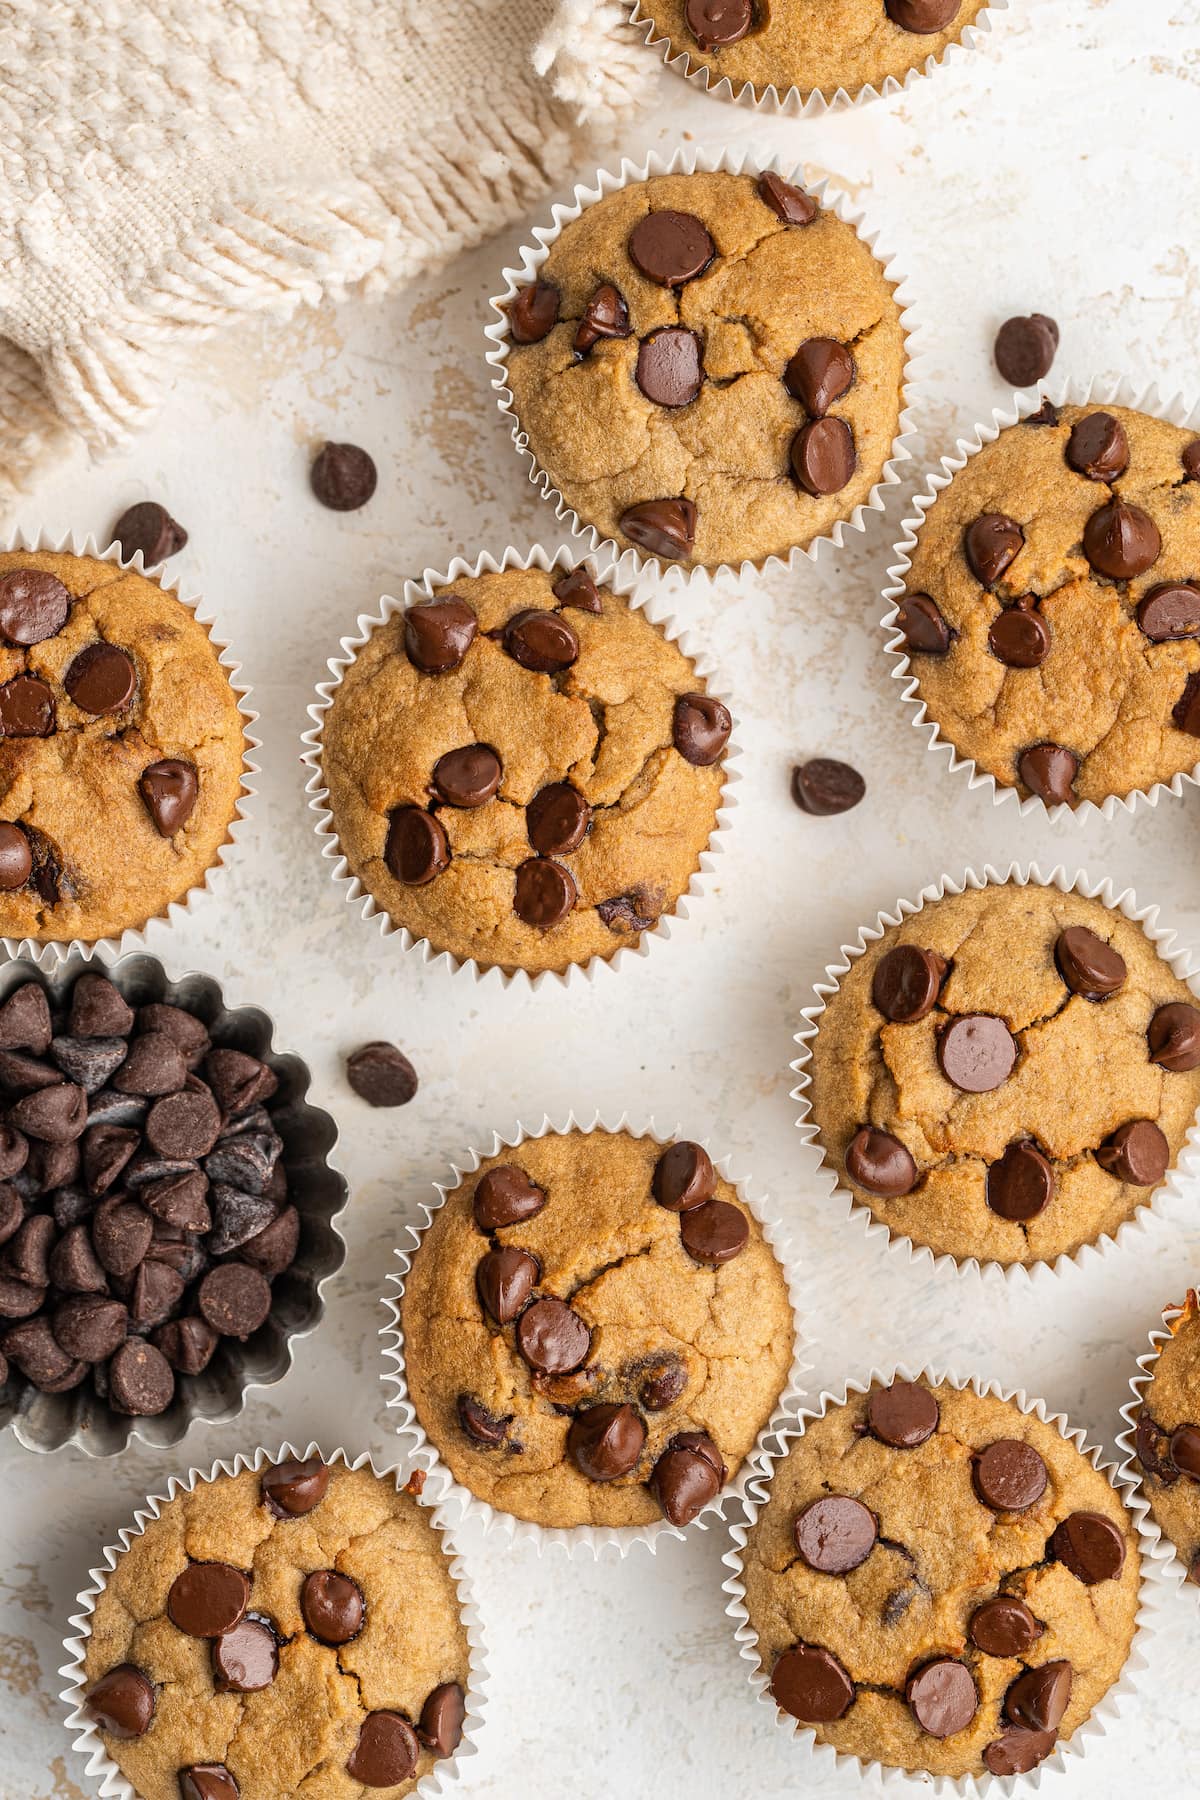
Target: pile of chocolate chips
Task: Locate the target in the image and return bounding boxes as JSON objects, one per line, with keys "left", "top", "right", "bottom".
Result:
{"left": 0, "top": 973, "right": 300, "bottom": 1418}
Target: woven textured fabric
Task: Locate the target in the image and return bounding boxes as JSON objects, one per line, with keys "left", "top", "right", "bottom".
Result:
{"left": 0, "top": 0, "right": 653, "bottom": 510}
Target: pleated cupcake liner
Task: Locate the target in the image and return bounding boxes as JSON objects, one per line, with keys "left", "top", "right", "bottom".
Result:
{"left": 59, "top": 1440, "right": 489, "bottom": 1799}
{"left": 623, "top": 0, "right": 1010, "bottom": 117}
{"left": 2, "top": 526, "right": 258, "bottom": 963}
{"left": 1116, "top": 1296, "right": 1198, "bottom": 1595}
{"left": 789, "top": 862, "right": 1200, "bottom": 1283}
{"left": 722, "top": 1363, "right": 1158, "bottom": 1795}
{"left": 0, "top": 952, "right": 347, "bottom": 1456}
{"left": 881, "top": 376, "right": 1200, "bottom": 823}
{"left": 485, "top": 142, "right": 929, "bottom": 593}
{"left": 380, "top": 1111, "right": 810, "bottom": 1558}
{"left": 301, "top": 541, "right": 740, "bottom": 988}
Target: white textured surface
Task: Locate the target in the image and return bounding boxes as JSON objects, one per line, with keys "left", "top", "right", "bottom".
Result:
{"left": 2, "top": 0, "right": 1199, "bottom": 1793}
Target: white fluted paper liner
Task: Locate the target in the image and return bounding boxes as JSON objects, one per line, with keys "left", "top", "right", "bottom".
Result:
{"left": 722, "top": 1364, "right": 1158, "bottom": 1795}
{"left": 790, "top": 862, "right": 1200, "bottom": 1284}
{"left": 301, "top": 542, "right": 740, "bottom": 989}
{"left": 485, "top": 144, "right": 927, "bottom": 593}
{"left": 881, "top": 375, "right": 1200, "bottom": 823}
{"left": 1116, "top": 1297, "right": 1198, "bottom": 1594}
{"left": 624, "top": 0, "right": 1009, "bottom": 117}
{"left": 380, "top": 1112, "right": 810, "bottom": 1558}
{"left": 1, "top": 526, "right": 258, "bottom": 964}
{"left": 59, "top": 1441, "right": 490, "bottom": 1800}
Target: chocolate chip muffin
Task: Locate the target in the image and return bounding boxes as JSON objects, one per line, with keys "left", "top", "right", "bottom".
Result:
{"left": 81, "top": 1454, "right": 471, "bottom": 1798}
{"left": 320, "top": 562, "right": 730, "bottom": 975}
{"left": 891, "top": 402, "right": 1200, "bottom": 807}
{"left": 740, "top": 1378, "right": 1139, "bottom": 1778}
{"left": 805, "top": 882, "right": 1200, "bottom": 1266}
{"left": 500, "top": 170, "right": 906, "bottom": 570}
{"left": 0, "top": 550, "right": 246, "bottom": 942}
{"left": 638, "top": 0, "right": 990, "bottom": 102}
{"left": 399, "top": 1129, "right": 794, "bottom": 1530}
{"left": 1128, "top": 1291, "right": 1200, "bottom": 1583}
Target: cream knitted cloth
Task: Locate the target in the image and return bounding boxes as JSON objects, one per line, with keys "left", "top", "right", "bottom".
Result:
{"left": 0, "top": 0, "right": 654, "bottom": 510}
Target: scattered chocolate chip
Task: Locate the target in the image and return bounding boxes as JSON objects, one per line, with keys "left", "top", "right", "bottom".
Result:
{"left": 568, "top": 1401, "right": 646, "bottom": 1480}
{"left": 1051, "top": 1510, "right": 1126, "bottom": 1584}
{"left": 970, "top": 1595, "right": 1042, "bottom": 1657}
{"left": 965, "top": 512, "right": 1024, "bottom": 586}
{"left": 526, "top": 782, "right": 590, "bottom": 856}
{"left": 1018, "top": 741, "right": 1079, "bottom": 805}
{"left": 310, "top": 442, "right": 377, "bottom": 511}
{"left": 418, "top": 1682, "right": 466, "bottom": 1757}
{"left": 551, "top": 566, "right": 603, "bottom": 612}
{"left": 794, "top": 1494, "right": 877, "bottom": 1572}
{"left": 636, "top": 328, "right": 704, "bottom": 408}
{"left": 784, "top": 338, "right": 855, "bottom": 418}
{"left": 1083, "top": 499, "right": 1161, "bottom": 579}
{"left": 938, "top": 1014, "right": 1017, "bottom": 1092}
{"left": 619, "top": 497, "right": 697, "bottom": 561}
{"left": 0, "top": 569, "right": 71, "bottom": 645}
{"left": 650, "top": 1430, "right": 725, "bottom": 1525}
{"left": 974, "top": 1439, "right": 1047, "bottom": 1512}
{"left": 476, "top": 1246, "right": 539, "bottom": 1325}
{"left": 791, "top": 757, "right": 865, "bottom": 816}
{"left": 509, "top": 281, "right": 559, "bottom": 344}
{"left": 1005, "top": 1660, "right": 1072, "bottom": 1732}
{"left": 473, "top": 1165, "right": 546, "bottom": 1231}
{"left": 628, "top": 210, "right": 715, "bottom": 287}
{"left": 895, "top": 593, "right": 953, "bottom": 655}
{"left": 790, "top": 416, "right": 856, "bottom": 496}
{"left": 993, "top": 314, "right": 1058, "bottom": 387}
{"left": 1096, "top": 1119, "right": 1169, "bottom": 1185}
{"left": 212, "top": 1616, "right": 278, "bottom": 1693}
{"left": 502, "top": 608, "right": 579, "bottom": 674}
{"left": 872, "top": 945, "right": 946, "bottom": 1023}
{"left": 574, "top": 284, "right": 630, "bottom": 354}
{"left": 197, "top": 1264, "right": 271, "bottom": 1339}
{"left": 846, "top": 1126, "right": 917, "bottom": 1197}
{"left": 983, "top": 1727, "right": 1058, "bottom": 1776}
{"left": 404, "top": 598, "right": 477, "bottom": 674}
{"left": 885, "top": 0, "right": 961, "bottom": 30}
{"left": 458, "top": 1392, "right": 514, "bottom": 1448}
{"left": 0, "top": 673, "right": 54, "bottom": 736}
{"left": 344, "top": 1042, "right": 418, "bottom": 1109}
{"left": 432, "top": 743, "right": 502, "bottom": 808}
{"left": 988, "top": 603, "right": 1050, "bottom": 669}
{"left": 385, "top": 807, "right": 450, "bottom": 886}
{"left": 987, "top": 1140, "right": 1055, "bottom": 1221}
{"left": 1065, "top": 411, "right": 1129, "bottom": 481}
{"left": 262, "top": 1455, "right": 328, "bottom": 1518}
{"left": 673, "top": 692, "right": 731, "bottom": 766}
{"left": 301, "top": 1570, "right": 365, "bottom": 1644}
{"left": 0, "top": 823, "right": 32, "bottom": 891}
{"left": 1149, "top": 1002, "right": 1200, "bottom": 1071}
{"left": 653, "top": 1141, "right": 715, "bottom": 1213}
{"left": 138, "top": 759, "right": 198, "bottom": 836}
{"left": 685, "top": 0, "right": 752, "bottom": 47}
{"left": 1024, "top": 399, "right": 1060, "bottom": 426}
{"left": 85, "top": 1663, "right": 156, "bottom": 1739}
{"left": 347, "top": 1712, "right": 419, "bottom": 1787}
{"left": 679, "top": 1197, "right": 748, "bottom": 1266}
{"left": 906, "top": 1658, "right": 978, "bottom": 1738}
{"left": 1138, "top": 581, "right": 1200, "bottom": 642}
{"left": 757, "top": 172, "right": 818, "bottom": 226}
{"left": 64, "top": 643, "right": 136, "bottom": 715}
{"left": 513, "top": 856, "right": 576, "bottom": 930}
{"left": 1055, "top": 926, "right": 1127, "bottom": 999}
{"left": 867, "top": 1380, "right": 939, "bottom": 1449}
{"left": 113, "top": 502, "right": 188, "bottom": 564}
{"left": 515, "top": 1295, "right": 590, "bottom": 1375}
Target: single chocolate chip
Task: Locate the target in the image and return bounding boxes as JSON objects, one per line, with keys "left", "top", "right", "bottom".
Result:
{"left": 0, "top": 985, "right": 50, "bottom": 1053}
{"left": 310, "top": 442, "right": 377, "bottom": 511}
{"left": 526, "top": 782, "right": 590, "bottom": 857}
{"left": 509, "top": 281, "right": 559, "bottom": 343}
{"left": 53, "top": 1294, "right": 129, "bottom": 1360}
{"left": 679, "top": 1197, "right": 748, "bottom": 1266}
{"left": 1149, "top": 1002, "right": 1200, "bottom": 1071}
{"left": 48, "top": 1223, "right": 106, "bottom": 1294}
{"left": 896, "top": 594, "right": 953, "bottom": 655}
{"left": 1184, "top": 442, "right": 1200, "bottom": 480}
{"left": 906, "top": 1658, "right": 978, "bottom": 1738}
{"left": 1170, "top": 1424, "right": 1200, "bottom": 1478}
{"left": 987, "top": 1140, "right": 1055, "bottom": 1221}
{"left": 348, "top": 1712, "right": 420, "bottom": 1787}
{"left": 784, "top": 339, "right": 855, "bottom": 418}
{"left": 0, "top": 824, "right": 31, "bottom": 891}
{"left": 794, "top": 1494, "right": 877, "bottom": 1572}
{"left": 885, "top": 0, "right": 960, "bottom": 30}
{"left": 432, "top": 744, "right": 502, "bottom": 810}
{"left": 11, "top": 1082, "right": 88, "bottom": 1143}
{"left": 637, "top": 1355, "right": 688, "bottom": 1411}
{"left": 345, "top": 1042, "right": 418, "bottom": 1108}
{"left": 404, "top": 598, "right": 477, "bottom": 674}
{"left": 650, "top": 1430, "right": 725, "bottom": 1525}
{"left": 974, "top": 1439, "right": 1048, "bottom": 1512}
{"left": 141, "top": 1169, "right": 210, "bottom": 1232}
{"left": 302, "top": 1570, "right": 365, "bottom": 1644}
{"left": 29, "top": 1137, "right": 79, "bottom": 1190}
{"left": 673, "top": 692, "right": 731, "bottom": 767}
{"left": 239, "top": 1203, "right": 298, "bottom": 1278}
{"left": 205, "top": 1048, "right": 277, "bottom": 1115}
{"left": 597, "top": 888, "right": 660, "bottom": 934}
{"left": 1055, "top": 926, "right": 1127, "bottom": 999}
{"left": 168, "top": 1562, "right": 250, "bottom": 1638}
{"left": 619, "top": 497, "right": 697, "bottom": 561}
{"left": 113, "top": 502, "right": 188, "bottom": 563}
{"left": 64, "top": 643, "right": 136, "bottom": 714}
{"left": 4, "top": 1212, "right": 52, "bottom": 1284}
{"left": 212, "top": 1617, "right": 278, "bottom": 1692}
{"left": 209, "top": 1185, "right": 277, "bottom": 1254}
{"left": 568, "top": 1401, "right": 646, "bottom": 1480}
{"left": 0, "top": 569, "right": 70, "bottom": 645}
{"left": 1096, "top": 1119, "right": 1169, "bottom": 1185}
{"left": 262, "top": 1455, "right": 328, "bottom": 1518}
{"left": 791, "top": 757, "right": 865, "bottom": 816}
{"left": 137, "top": 1003, "right": 209, "bottom": 1065}
{"left": 1018, "top": 741, "right": 1079, "bottom": 805}
{"left": 574, "top": 284, "right": 630, "bottom": 354}
{"left": 1024, "top": 399, "right": 1060, "bottom": 426}
{"left": 474, "top": 1164, "right": 546, "bottom": 1231}
{"left": 1134, "top": 1410, "right": 1176, "bottom": 1483}
{"left": 1083, "top": 499, "right": 1161, "bottom": 579}
{"left": 130, "top": 1260, "right": 185, "bottom": 1328}
{"left": 4, "top": 1316, "right": 85, "bottom": 1391}
{"left": 1138, "top": 581, "right": 1200, "bottom": 642}
{"left": 790, "top": 416, "right": 856, "bottom": 496}
{"left": 418, "top": 1682, "right": 466, "bottom": 1757}
{"left": 1065, "top": 411, "right": 1129, "bottom": 481}
{"left": 0, "top": 1047, "right": 63, "bottom": 1095}
{"left": 872, "top": 945, "right": 946, "bottom": 1023}
{"left": 1005, "top": 1660, "right": 1073, "bottom": 1731}
{"left": 0, "top": 1275, "right": 44, "bottom": 1318}
{"left": 113, "top": 1033, "right": 187, "bottom": 1098}
{"left": 867, "top": 1380, "right": 939, "bottom": 1449}
{"left": 145, "top": 1089, "right": 222, "bottom": 1160}
{"left": 385, "top": 806, "right": 450, "bottom": 886}
{"left": 1051, "top": 1509, "right": 1127, "bottom": 1584}
{"left": 0, "top": 673, "right": 54, "bottom": 736}
{"left": 0, "top": 1175, "right": 21, "bottom": 1232}
{"left": 965, "top": 512, "right": 1024, "bottom": 586}
{"left": 85, "top": 1663, "right": 156, "bottom": 1739}
{"left": 628, "top": 210, "right": 715, "bottom": 287}
{"left": 51, "top": 1036, "right": 128, "bottom": 1094}
{"left": 989, "top": 604, "right": 1050, "bottom": 669}
{"left": 983, "top": 1728, "right": 1058, "bottom": 1776}
{"left": 938, "top": 1015, "right": 1017, "bottom": 1091}
{"left": 457, "top": 1392, "right": 514, "bottom": 1448}
{"left": 153, "top": 1315, "right": 218, "bottom": 1375}
{"left": 138, "top": 759, "right": 198, "bottom": 836}
{"left": 476, "top": 1246, "right": 539, "bottom": 1325}
{"left": 993, "top": 314, "right": 1058, "bottom": 387}
{"left": 685, "top": 0, "right": 752, "bottom": 47}
{"left": 757, "top": 172, "right": 818, "bottom": 226}
{"left": 515, "top": 1295, "right": 590, "bottom": 1374}
{"left": 552, "top": 565, "right": 603, "bottom": 612}
{"left": 969, "top": 1595, "right": 1042, "bottom": 1657}
{"left": 653, "top": 1140, "right": 716, "bottom": 1213}
{"left": 513, "top": 856, "right": 576, "bottom": 930}
{"left": 198, "top": 1264, "right": 271, "bottom": 1339}
{"left": 503, "top": 608, "right": 579, "bottom": 675}
{"left": 845, "top": 1127, "right": 917, "bottom": 1197}
{"left": 636, "top": 328, "right": 703, "bottom": 407}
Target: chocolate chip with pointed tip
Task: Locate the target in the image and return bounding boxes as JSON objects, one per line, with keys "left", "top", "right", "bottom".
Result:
{"left": 509, "top": 281, "right": 559, "bottom": 344}
{"left": 418, "top": 1682, "right": 466, "bottom": 1757}
{"left": 653, "top": 1140, "right": 715, "bottom": 1212}
{"left": 895, "top": 594, "right": 953, "bottom": 654}
{"left": 551, "top": 566, "right": 602, "bottom": 612}
{"left": 113, "top": 502, "right": 188, "bottom": 563}
{"left": 473, "top": 1164, "right": 546, "bottom": 1231}
{"left": 1149, "top": 1002, "right": 1200, "bottom": 1071}
{"left": 138, "top": 759, "right": 198, "bottom": 836}
{"left": 476, "top": 1246, "right": 539, "bottom": 1325}
{"left": 650, "top": 1430, "right": 725, "bottom": 1524}
{"left": 757, "top": 172, "right": 817, "bottom": 225}
{"left": 261, "top": 1454, "right": 328, "bottom": 1517}
{"left": 619, "top": 497, "right": 697, "bottom": 561}
{"left": 404, "top": 598, "right": 477, "bottom": 673}
{"left": 85, "top": 1663, "right": 156, "bottom": 1739}
{"left": 673, "top": 692, "right": 731, "bottom": 765}
{"left": 1055, "top": 926, "right": 1126, "bottom": 998}
{"left": 846, "top": 1126, "right": 917, "bottom": 1196}
{"left": 567, "top": 1401, "right": 646, "bottom": 1480}
{"left": 573, "top": 284, "right": 630, "bottom": 354}
{"left": 502, "top": 608, "right": 579, "bottom": 674}
{"left": 1005, "top": 1660, "right": 1073, "bottom": 1731}
{"left": 1095, "top": 1119, "right": 1169, "bottom": 1185}
{"left": 784, "top": 337, "right": 855, "bottom": 417}
{"left": 964, "top": 512, "right": 1024, "bottom": 585}
{"left": 1018, "top": 741, "right": 1079, "bottom": 805}
{"left": 988, "top": 604, "right": 1050, "bottom": 668}
{"left": 1083, "top": 499, "right": 1161, "bottom": 579}
{"left": 1066, "top": 411, "right": 1129, "bottom": 480}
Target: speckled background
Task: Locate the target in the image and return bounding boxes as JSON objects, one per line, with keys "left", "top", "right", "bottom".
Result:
{"left": 3, "top": 0, "right": 1200, "bottom": 1793}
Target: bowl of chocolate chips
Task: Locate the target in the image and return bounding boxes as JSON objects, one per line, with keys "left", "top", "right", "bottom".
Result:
{"left": 0, "top": 956, "right": 346, "bottom": 1453}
